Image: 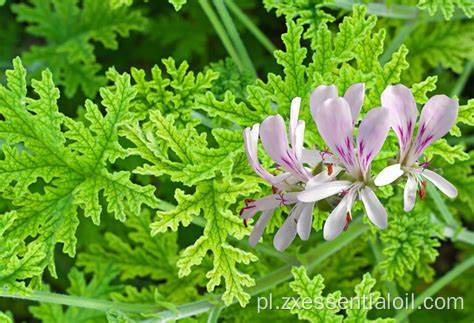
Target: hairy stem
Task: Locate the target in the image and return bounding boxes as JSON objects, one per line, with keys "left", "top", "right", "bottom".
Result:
{"left": 395, "top": 255, "right": 474, "bottom": 320}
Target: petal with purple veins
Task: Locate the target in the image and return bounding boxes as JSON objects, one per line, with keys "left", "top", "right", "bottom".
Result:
{"left": 314, "top": 97, "right": 356, "bottom": 171}
{"left": 381, "top": 84, "right": 418, "bottom": 162}
{"left": 260, "top": 115, "right": 310, "bottom": 181}
{"left": 356, "top": 107, "right": 391, "bottom": 176}
{"left": 408, "top": 95, "right": 458, "bottom": 165}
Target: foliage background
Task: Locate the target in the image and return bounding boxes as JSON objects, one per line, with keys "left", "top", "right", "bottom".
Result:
{"left": 0, "top": 0, "right": 473, "bottom": 322}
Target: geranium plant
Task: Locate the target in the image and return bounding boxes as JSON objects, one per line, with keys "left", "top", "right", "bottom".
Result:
{"left": 0, "top": 0, "right": 473, "bottom": 322}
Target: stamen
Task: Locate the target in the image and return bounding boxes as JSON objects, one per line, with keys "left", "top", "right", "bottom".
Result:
{"left": 327, "top": 163, "right": 333, "bottom": 176}
{"left": 243, "top": 219, "right": 248, "bottom": 227}
{"left": 244, "top": 198, "right": 255, "bottom": 206}
{"left": 343, "top": 212, "right": 352, "bottom": 231}
{"left": 272, "top": 185, "right": 279, "bottom": 194}
{"left": 418, "top": 181, "right": 427, "bottom": 200}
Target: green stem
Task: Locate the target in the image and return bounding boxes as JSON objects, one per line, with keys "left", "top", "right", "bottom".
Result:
{"left": 430, "top": 214, "right": 474, "bottom": 245}
{"left": 199, "top": 0, "right": 243, "bottom": 70}
{"left": 450, "top": 61, "right": 473, "bottom": 97}
{"left": 426, "top": 183, "right": 459, "bottom": 228}
{"left": 213, "top": 0, "right": 257, "bottom": 77}
{"left": 226, "top": 0, "right": 277, "bottom": 54}
{"left": 0, "top": 290, "right": 160, "bottom": 314}
{"left": 380, "top": 21, "right": 418, "bottom": 65}
{"left": 395, "top": 255, "right": 474, "bottom": 320}
{"left": 0, "top": 219, "right": 365, "bottom": 321}
{"left": 207, "top": 305, "right": 224, "bottom": 323}
{"left": 153, "top": 219, "right": 368, "bottom": 321}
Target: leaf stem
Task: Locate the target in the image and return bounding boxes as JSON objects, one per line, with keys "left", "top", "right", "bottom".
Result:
{"left": 0, "top": 290, "right": 160, "bottom": 314}
{"left": 380, "top": 21, "right": 418, "bottom": 65}
{"left": 450, "top": 61, "right": 473, "bottom": 97}
{"left": 225, "top": 0, "right": 277, "bottom": 54}
{"left": 213, "top": 0, "right": 257, "bottom": 77}
{"left": 394, "top": 255, "right": 474, "bottom": 320}
{"left": 426, "top": 183, "right": 459, "bottom": 228}
{"left": 152, "top": 218, "right": 368, "bottom": 321}
{"left": 0, "top": 219, "right": 367, "bottom": 321}
{"left": 199, "top": 0, "right": 244, "bottom": 71}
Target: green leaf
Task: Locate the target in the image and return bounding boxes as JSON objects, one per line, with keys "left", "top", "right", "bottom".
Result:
{"left": 379, "top": 197, "right": 443, "bottom": 290}
{"left": 30, "top": 265, "right": 122, "bottom": 322}
{"left": 0, "top": 58, "right": 158, "bottom": 283}
{"left": 418, "top": 0, "right": 474, "bottom": 19}
{"left": 169, "top": 0, "right": 187, "bottom": 11}
{"left": 12, "top": 0, "right": 146, "bottom": 97}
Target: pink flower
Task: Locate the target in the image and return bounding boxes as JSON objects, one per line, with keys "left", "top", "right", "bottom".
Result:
{"left": 297, "top": 84, "right": 391, "bottom": 240}
{"left": 241, "top": 98, "right": 339, "bottom": 251}
{"left": 374, "top": 84, "right": 458, "bottom": 211}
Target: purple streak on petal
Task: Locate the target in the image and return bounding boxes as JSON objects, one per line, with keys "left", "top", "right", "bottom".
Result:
{"left": 408, "top": 95, "right": 458, "bottom": 164}
{"left": 356, "top": 107, "right": 390, "bottom": 176}
{"left": 381, "top": 84, "right": 418, "bottom": 162}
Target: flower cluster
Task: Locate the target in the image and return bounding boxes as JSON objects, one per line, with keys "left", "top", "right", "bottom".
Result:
{"left": 242, "top": 83, "right": 458, "bottom": 251}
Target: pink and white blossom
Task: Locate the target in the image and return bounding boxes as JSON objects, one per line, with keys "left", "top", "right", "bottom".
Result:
{"left": 374, "top": 85, "right": 458, "bottom": 211}
{"left": 298, "top": 84, "right": 391, "bottom": 240}
{"left": 241, "top": 98, "right": 339, "bottom": 251}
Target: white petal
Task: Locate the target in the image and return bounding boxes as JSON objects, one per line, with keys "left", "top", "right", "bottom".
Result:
{"left": 293, "top": 120, "right": 305, "bottom": 160}
{"left": 420, "top": 169, "right": 458, "bottom": 198}
{"left": 249, "top": 210, "right": 273, "bottom": 247}
{"left": 343, "top": 83, "right": 365, "bottom": 124}
{"left": 260, "top": 115, "right": 290, "bottom": 163}
{"left": 273, "top": 205, "right": 300, "bottom": 251}
{"left": 306, "top": 165, "right": 343, "bottom": 188}
{"left": 374, "top": 163, "right": 404, "bottom": 186}
{"left": 309, "top": 84, "right": 338, "bottom": 121}
{"left": 360, "top": 187, "right": 388, "bottom": 229}
{"left": 297, "top": 203, "right": 314, "bottom": 240}
{"left": 403, "top": 176, "right": 417, "bottom": 212}
{"left": 289, "top": 97, "right": 301, "bottom": 148}
{"left": 301, "top": 148, "right": 322, "bottom": 167}
{"left": 297, "top": 180, "right": 352, "bottom": 203}
{"left": 323, "top": 194, "right": 352, "bottom": 241}
{"left": 240, "top": 193, "right": 298, "bottom": 220}
{"left": 243, "top": 124, "right": 275, "bottom": 183}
